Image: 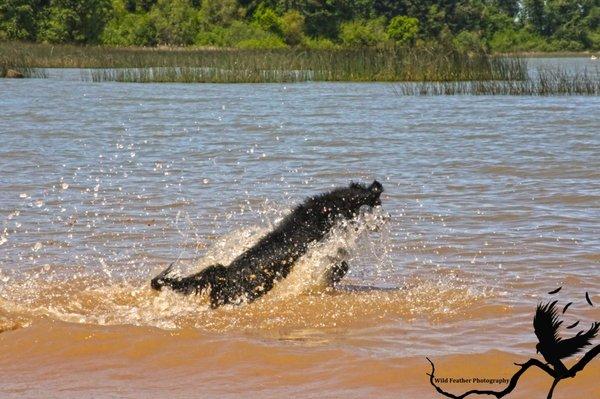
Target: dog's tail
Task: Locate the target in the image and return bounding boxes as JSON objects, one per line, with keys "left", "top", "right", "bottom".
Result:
{"left": 151, "top": 263, "right": 205, "bottom": 295}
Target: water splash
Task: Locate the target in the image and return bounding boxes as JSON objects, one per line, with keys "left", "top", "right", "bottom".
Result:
{"left": 0, "top": 206, "right": 487, "bottom": 334}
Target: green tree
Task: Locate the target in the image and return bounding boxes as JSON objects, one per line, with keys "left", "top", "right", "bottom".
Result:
{"left": 523, "top": 0, "right": 547, "bottom": 34}
{"left": 302, "top": 0, "right": 354, "bottom": 39}
{"left": 495, "top": 0, "right": 519, "bottom": 18}
{"left": 371, "top": 0, "right": 408, "bottom": 20}
{"left": 424, "top": 4, "right": 447, "bottom": 38}
{"left": 387, "top": 15, "right": 418, "bottom": 45}
{"left": 453, "top": 30, "right": 486, "bottom": 53}
{"left": 197, "top": 19, "right": 286, "bottom": 48}
{"left": 339, "top": 17, "right": 387, "bottom": 46}
{"left": 150, "top": 0, "right": 198, "bottom": 45}
{"left": 1, "top": 0, "right": 598, "bottom": 51}
{"left": 253, "top": 6, "right": 282, "bottom": 35}
{"left": 452, "top": 1, "right": 487, "bottom": 33}
{"left": 280, "top": 9, "right": 305, "bottom": 45}
{"left": 0, "top": 0, "right": 39, "bottom": 40}
{"left": 123, "top": 0, "right": 157, "bottom": 12}
{"left": 38, "top": 0, "right": 112, "bottom": 43}
{"left": 102, "top": 12, "right": 157, "bottom": 45}
{"left": 199, "top": 0, "right": 238, "bottom": 27}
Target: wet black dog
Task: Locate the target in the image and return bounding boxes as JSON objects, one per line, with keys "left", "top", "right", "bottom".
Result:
{"left": 151, "top": 180, "right": 384, "bottom": 308}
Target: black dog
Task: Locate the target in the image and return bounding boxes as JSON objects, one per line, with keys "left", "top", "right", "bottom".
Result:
{"left": 151, "top": 180, "right": 384, "bottom": 308}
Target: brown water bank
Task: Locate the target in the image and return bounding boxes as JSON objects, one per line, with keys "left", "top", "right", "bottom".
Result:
{"left": 1, "top": 320, "right": 598, "bottom": 398}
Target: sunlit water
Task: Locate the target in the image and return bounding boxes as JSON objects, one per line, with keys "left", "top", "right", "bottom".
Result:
{"left": 1, "top": 62, "right": 599, "bottom": 398}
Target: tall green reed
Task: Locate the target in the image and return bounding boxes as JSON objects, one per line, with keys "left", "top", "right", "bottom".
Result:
{"left": 392, "top": 68, "right": 600, "bottom": 95}
{"left": 1, "top": 42, "right": 526, "bottom": 83}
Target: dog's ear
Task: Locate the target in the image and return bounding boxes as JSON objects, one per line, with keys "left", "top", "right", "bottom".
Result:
{"left": 369, "top": 180, "right": 383, "bottom": 194}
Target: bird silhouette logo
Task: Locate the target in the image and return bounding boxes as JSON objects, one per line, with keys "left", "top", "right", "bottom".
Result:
{"left": 533, "top": 300, "right": 599, "bottom": 377}
{"left": 427, "top": 288, "right": 599, "bottom": 398}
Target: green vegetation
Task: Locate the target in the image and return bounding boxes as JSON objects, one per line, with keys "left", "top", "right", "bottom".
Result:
{"left": 1, "top": 0, "right": 599, "bottom": 52}
{"left": 1, "top": 42, "right": 597, "bottom": 95}
{"left": 394, "top": 69, "right": 600, "bottom": 95}
{"left": 387, "top": 16, "right": 419, "bottom": 46}
{"left": 1, "top": 2, "right": 597, "bottom": 91}
{"left": 0, "top": 41, "right": 527, "bottom": 83}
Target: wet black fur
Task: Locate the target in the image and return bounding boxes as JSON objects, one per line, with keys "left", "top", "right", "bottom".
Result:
{"left": 151, "top": 180, "right": 384, "bottom": 308}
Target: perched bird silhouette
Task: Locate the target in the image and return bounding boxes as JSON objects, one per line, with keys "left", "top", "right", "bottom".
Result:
{"left": 533, "top": 300, "right": 600, "bottom": 376}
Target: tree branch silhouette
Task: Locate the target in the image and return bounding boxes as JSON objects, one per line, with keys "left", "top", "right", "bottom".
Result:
{"left": 567, "top": 343, "right": 600, "bottom": 376}
{"left": 546, "top": 379, "right": 560, "bottom": 399}
{"left": 427, "top": 344, "right": 600, "bottom": 399}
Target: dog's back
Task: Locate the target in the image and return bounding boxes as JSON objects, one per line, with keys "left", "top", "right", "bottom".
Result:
{"left": 151, "top": 180, "right": 383, "bottom": 307}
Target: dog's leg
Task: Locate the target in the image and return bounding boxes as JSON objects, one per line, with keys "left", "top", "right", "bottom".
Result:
{"left": 325, "top": 261, "right": 349, "bottom": 286}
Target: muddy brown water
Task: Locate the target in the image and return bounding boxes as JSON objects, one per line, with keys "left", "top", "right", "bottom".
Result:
{"left": 1, "top": 65, "right": 599, "bottom": 398}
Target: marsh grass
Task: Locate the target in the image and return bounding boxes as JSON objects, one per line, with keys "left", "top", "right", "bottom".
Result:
{"left": 393, "top": 68, "right": 600, "bottom": 95}
{"left": 87, "top": 67, "right": 318, "bottom": 83}
{"left": 1, "top": 42, "right": 526, "bottom": 83}
{"left": 2, "top": 42, "right": 597, "bottom": 95}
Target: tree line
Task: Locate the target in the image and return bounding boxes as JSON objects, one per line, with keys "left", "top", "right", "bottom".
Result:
{"left": 1, "top": 0, "right": 598, "bottom": 52}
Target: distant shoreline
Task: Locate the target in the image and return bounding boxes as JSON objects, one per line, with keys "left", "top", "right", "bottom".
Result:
{"left": 0, "top": 41, "right": 598, "bottom": 57}
{"left": 2, "top": 42, "right": 598, "bottom": 94}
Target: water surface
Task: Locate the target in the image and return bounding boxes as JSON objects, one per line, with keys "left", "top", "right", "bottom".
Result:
{"left": 1, "top": 72, "right": 599, "bottom": 398}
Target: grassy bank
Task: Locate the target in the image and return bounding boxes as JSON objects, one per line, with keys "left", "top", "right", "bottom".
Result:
{"left": 2, "top": 42, "right": 598, "bottom": 94}
{"left": 0, "top": 42, "right": 526, "bottom": 83}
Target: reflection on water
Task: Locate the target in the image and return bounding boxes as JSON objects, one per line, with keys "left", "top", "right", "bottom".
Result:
{"left": 0, "top": 68, "right": 599, "bottom": 397}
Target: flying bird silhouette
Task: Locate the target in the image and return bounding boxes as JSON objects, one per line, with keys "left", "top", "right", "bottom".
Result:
{"left": 548, "top": 286, "right": 562, "bottom": 295}
{"left": 533, "top": 300, "right": 600, "bottom": 376}
{"left": 586, "top": 292, "right": 594, "bottom": 306}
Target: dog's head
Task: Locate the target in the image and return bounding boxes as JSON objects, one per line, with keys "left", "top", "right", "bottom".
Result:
{"left": 317, "top": 180, "right": 384, "bottom": 221}
{"left": 347, "top": 180, "right": 383, "bottom": 208}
